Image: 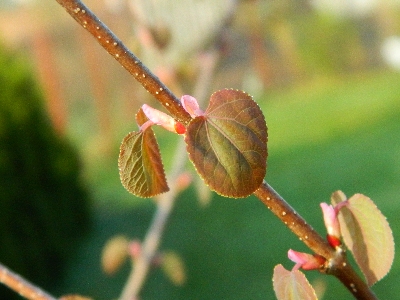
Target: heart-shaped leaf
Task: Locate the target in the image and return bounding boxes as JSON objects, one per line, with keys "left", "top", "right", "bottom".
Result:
{"left": 273, "top": 264, "right": 318, "bottom": 300}
{"left": 331, "top": 191, "right": 394, "bottom": 286}
{"left": 118, "top": 109, "right": 169, "bottom": 197}
{"left": 185, "top": 89, "right": 267, "bottom": 198}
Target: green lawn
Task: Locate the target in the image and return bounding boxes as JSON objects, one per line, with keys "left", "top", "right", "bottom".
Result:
{"left": 57, "top": 70, "right": 400, "bottom": 299}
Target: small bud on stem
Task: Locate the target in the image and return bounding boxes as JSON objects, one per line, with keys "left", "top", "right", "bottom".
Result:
{"left": 180, "top": 95, "right": 204, "bottom": 118}
{"left": 320, "top": 202, "right": 348, "bottom": 248}
{"left": 141, "top": 104, "right": 186, "bottom": 134}
{"left": 288, "top": 249, "right": 326, "bottom": 271}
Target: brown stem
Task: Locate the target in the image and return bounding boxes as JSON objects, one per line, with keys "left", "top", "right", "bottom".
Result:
{"left": 254, "top": 181, "right": 333, "bottom": 258}
{"left": 0, "top": 263, "right": 57, "bottom": 300}
{"left": 334, "top": 261, "right": 378, "bottom": 300}
{"left": 54, "top": 0, "right": 191, "bottom": 126}
{"left": 327, "top": 246, "right": 378, "bottom": 300}
{"left": 54, "top": 1, "right": 378, "bottom": 299}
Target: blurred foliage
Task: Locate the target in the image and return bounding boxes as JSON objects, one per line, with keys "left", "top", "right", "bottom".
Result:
{"left": 0, "top": 45, "right": 91, "bottom": 299}
{"left": 293, "top": 14, "right": 378, "bottom": 74}
{"left": 230, "top": 0, "right": 396, "bottom": 92}
{"left": 128, "top": 0, "right": 236, "bottom": 69}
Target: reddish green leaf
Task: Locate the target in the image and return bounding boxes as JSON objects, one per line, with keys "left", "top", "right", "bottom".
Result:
{"left": 118, "top": 109, "right": 169, "bottom": 198}
{"left": 185, "top": 89, "right": 267, "bottom": 198}
{"left": 331, "top": 191, "right": 394, "bottom": 286}
{"left": 135, "top": 105, "right": 155, "bottom": 128}
{"left": 273, "top": 264, "right": 318, "bottom": 300}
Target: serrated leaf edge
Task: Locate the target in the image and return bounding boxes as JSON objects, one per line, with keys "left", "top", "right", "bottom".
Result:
{"left": 184, "top": 88, "right": 267, "bottom": 198}
{"left": 118, "top": 128, "right": 169, "bottom": 198}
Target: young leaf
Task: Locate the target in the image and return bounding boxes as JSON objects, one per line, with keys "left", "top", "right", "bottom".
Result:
{"left": 273, "top": 264, "right": 318, "bottom": 300}
{"left": 181, "top": 95, "right": 204, "bottom": 118}
{"left": 288, "top": 249, "right": 326, "bottom": 271}
{"left": 320, "top": 203, "right": 342, "bottom": 248}
{"left": 185, "top": 89, "right": 267, "bottom": 198}
{"left": 118, "top": 109, "right": 169, "bottom": 197}
{"left": 142, "top": 104, "right": 186, "bottom": 134}
{"left": 101, "top": 235, "right": 129, "bottom": 275}
{"left": 331, "top": 191, "right": 394, "bottom": 286}
{"left": 160, "top": 251, "right": 187, "bottom": 286}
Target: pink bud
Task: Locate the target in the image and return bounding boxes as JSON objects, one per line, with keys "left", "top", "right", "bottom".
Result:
{"left": 288, "top": 249, "right": 325, "bottom": 271}
{"left": 128, "top": 240, "right": 142, "bottom": 260}
{"left": 181, "top": 95, "right": 204, "bottom": 118}
{"left": 175, "top": 172, "right": 192, "bottom": 193}
{"left": 141, "top": 104, "right": 185, "bottom": 134}
{"left": 320, "top": 203, "right": 341, "bottom": 247}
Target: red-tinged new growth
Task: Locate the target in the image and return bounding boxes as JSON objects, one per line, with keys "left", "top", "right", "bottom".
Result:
{"left": 320, "top": 201, "right": 348, "bottom": 248}
{"left": 175, "top": 172, "right": 193, "bottom": 193}
{"left": 288, "top": 249, "right": 326, "bottom": 271}
{"left": 180, "top": 95, "right": 204, "bottom": 118}
{"left": 174, "top": 121, "right": 186, "bottom": 135}
{"left": 141, "top": 104, "right": 186, "bottom": 134}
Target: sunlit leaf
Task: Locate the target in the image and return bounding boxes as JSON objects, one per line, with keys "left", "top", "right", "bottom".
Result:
{"left": 273, "top": 264, "right": 318, "bottom": 300}
{"left": 331, "top": 191, "right": 394, "bottom": 286}
{"left": 118, "top": 109, "right": 169, "bottom": 197}
{"left": 310, "top": 278, "right": 327, "bottom": 300}
{"left": 185, "top": 89, "right": 267, "bottom": 198}
{"left": 331, "top": 190, "right": 347, "bottom": 206}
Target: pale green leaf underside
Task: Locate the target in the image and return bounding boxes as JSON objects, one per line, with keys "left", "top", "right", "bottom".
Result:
{"left": 273, "top": 264, "right": 318, "bottom": 300}
{"left": 332, "top": 192, "right": 394, "bottom": 286}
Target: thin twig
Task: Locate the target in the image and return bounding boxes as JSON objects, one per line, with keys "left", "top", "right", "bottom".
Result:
{"left": 54, "top": 1, "right": 378, "bottom": 299}
{"left": 254, "top": 181, "right": 333, "bottom": 258}
{"left": 119, "top": 141, "right": 188, "bottom": 299}
{"left": 0, "top": 263, "right": 57, "bottom": 300}
{"left": 55, "top": 0, "right": 191, "bottom": 126}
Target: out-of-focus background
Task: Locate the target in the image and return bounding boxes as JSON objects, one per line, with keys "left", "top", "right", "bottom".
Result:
{"left": 0, "top": 0, "right": 399, "bottom": 299}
